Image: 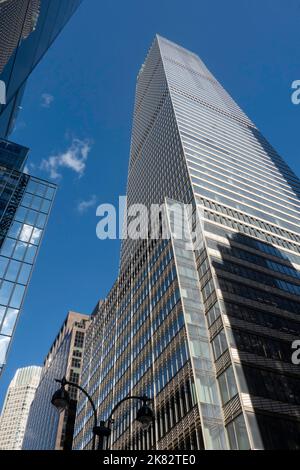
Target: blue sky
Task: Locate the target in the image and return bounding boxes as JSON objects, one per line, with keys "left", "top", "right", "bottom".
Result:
{"left": 0, "top": 0, "right": 300, "bottom": 405}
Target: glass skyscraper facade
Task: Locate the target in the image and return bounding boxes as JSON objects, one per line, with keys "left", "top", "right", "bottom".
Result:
{"left": 73, "top": 36, "right": 300, "bottom": 450}
{"left": 23, "top": 312, "right": 89, "bottom": 450}
{"left": 0, "top": 0, "right": 82, "bottom": 137}
{"left": 0, "top": 138, "right": 56, "bottom": 376}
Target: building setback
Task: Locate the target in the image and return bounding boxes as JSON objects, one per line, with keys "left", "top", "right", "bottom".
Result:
{"left": 0, "top": 0, "right": 83, "bottom": 137}
{"left": 0, "top": 365, "right": 41, "bottom": 449}
{"left": 73, "top": 36, "right": 300, "bottom": 450}
{"left": 22, "top": 311, "right": 89, "bottom": 450}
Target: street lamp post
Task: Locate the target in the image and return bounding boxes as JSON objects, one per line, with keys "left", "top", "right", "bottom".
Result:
{"left": 51, "top": 377, "right": 154, "bottom": 450}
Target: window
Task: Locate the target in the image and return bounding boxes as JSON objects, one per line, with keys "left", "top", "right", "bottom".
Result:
{"left": 226, "top": 414, "right": 250, "bottom": 450}
{"left": 74, "top": 331, "right": 84, "bottom": 348}
{"left": 71, "top": 358, "right": 81, "bottom": 368}
{"left": 218, "top": 365, "right": 238, "bottom": 405}
{"left": 212, "top": 329, "right": 228, "bottom": 360}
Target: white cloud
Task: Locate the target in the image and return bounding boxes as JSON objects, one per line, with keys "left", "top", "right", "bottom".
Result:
{"left": 41, "top": 93, "right": 54, "bottom": 108}
{"left": 40, "top": 138, "right": 92, "bottom": 180}
{"left": 77, "top": 195, "right": 97, "bottom": 214}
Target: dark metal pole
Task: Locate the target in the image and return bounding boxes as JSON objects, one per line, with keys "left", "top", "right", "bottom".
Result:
{"left": 55, "top": 378, "right": 98, "bottom": 451}
{"left": 96, "top": 421, "right": 109, "bottom": 450}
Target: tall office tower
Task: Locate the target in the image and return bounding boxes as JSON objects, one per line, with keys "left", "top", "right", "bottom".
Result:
{"left": 0, "top": 0, "right": 83, "bottom": 137}
{"left": 0, "top": 138, "right": 56, "bottom": 377}
{"left": 0, "top": 365, "right": 41, "bottom": 449}
{"left": 0, "top": 0, "right": 41, "bottom": 74}
{"left": 23, "top": 311, "right": 89, "bottom": 450}
{"left": 74, "top": 36, "right": 300, "bottom": 451}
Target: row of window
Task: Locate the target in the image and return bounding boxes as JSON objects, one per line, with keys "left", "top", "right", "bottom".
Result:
{"left": 252, "top": 413, "right": 300, "bottom": 449}
{"left": 203, "top": 207, "right": 300, "bottom": 255}
{"left": 231, "top": 328, "right": 292, "bottom": 363}
{"left": 150, "top": 249, "right": 173, "bottom": 287}
{"left": 213, "top": 257, "right": 300, "bottom": 297}
{"left": 152, "top": 288, "right": 181, "bottom": 332}
{"left": 156, "top": 379, "right": 197, "bottom": 441}
{"left": 198, "top": 181, "right": 299, "bottom": 234}
{"left": 132, "top": 351, "right": 152, "bottom": 386}
{"left": 153, "top": 312, "right": 185, "bottom": 360}
{"left": 208, "top": 237, "right": 300, "bottom": 281}
{"left": 186, "top": 152, "right": 300, "bottom": 215}
{"left": 205, "top": 221, "right": 300, "bottom": 266}
{"left": 183, "top": 131, "right": 300, "bottom": 199}
{"left": 150, "top": 266, "right": 177, "bottom": 308}
{"left": 219, "top": 278, "right": 300, "bottom": 315}
{"left": 238, "top": 364, "right": 300, "bottom": 406}
{"left": 154, "top": 340, "right": 189, "bottom": 394}
{"left": 191, "top": 167, "right": 300, "bottom": 223}
{"left": 224, "top": 301, "right": 300, "bottom": 336}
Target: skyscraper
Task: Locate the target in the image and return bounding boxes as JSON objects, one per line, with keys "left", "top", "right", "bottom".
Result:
{"left": 0, "top": 365, "right": 41, "bottom": 450}
{"left": 73, "top": 36, "right": 300, "bottom": 450}
{"left": 23, "top": 311, "right": 89, "bottom": 450}
{"left": 0, "top": 0, "right": 83, "bottom": 137}
{"left": 0, "top": 0, "right": 41, "bottom": 75}
{"left": 0, "top": 138, "right": 56, "bottom": 377}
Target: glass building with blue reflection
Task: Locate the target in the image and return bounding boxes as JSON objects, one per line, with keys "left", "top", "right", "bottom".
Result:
{"left": 0, "top": 138, "right": 56, "bottom": 376}
{"left": 0, "top": 0, "right": 83, "bottom": 137}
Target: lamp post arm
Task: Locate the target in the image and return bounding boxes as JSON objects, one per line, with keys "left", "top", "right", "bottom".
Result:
{"left": 102, "top": 395, "right": 152, "bottom": 451}
{"left": 108, "top": 395, "right": 152, "bottom": 424}
{"left": 55, "top": 378, "right": 98, "bottom": 429}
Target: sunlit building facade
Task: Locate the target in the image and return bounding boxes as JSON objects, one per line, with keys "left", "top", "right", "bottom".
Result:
{"left": 22, "top": 311, "right": 89, "bottom": 450}
{"left": 0, "top": 0, "right": 83, "bottom": 137}
{"left": 0, "top": 365, "right": 41, "bottom": 449}
{"left": 73, "top": 36, "right": 300, "bottom": 450}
